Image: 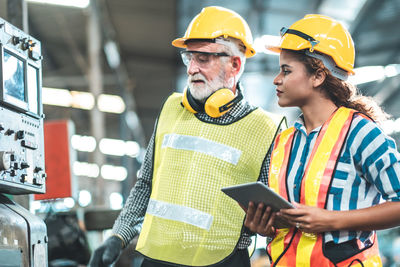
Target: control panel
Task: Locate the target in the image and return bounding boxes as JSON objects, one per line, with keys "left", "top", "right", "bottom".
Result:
{"left": 0, "top": 17, "right": 46, "bottom": 194}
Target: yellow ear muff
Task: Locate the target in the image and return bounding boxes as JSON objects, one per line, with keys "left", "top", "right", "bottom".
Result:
{"left": 181, "top": 89, "right": 200, "bottom": 114}
{"left": 204, "top": 88, "right": 236, "bottom": 118}
{"left": 182, "top": 87, "right": 243, "bottom": 118}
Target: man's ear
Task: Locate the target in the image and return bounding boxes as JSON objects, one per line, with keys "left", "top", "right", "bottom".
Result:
{"left": 313, "top": 69, "right": 326, "bottom": 88}
{"left": 231, "top": 56, "right": 241, "bottom": 76}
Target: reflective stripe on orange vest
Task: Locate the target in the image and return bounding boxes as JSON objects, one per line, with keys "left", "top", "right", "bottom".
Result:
{"left": 268, "top": 107, "right": 382, "bottom": 266}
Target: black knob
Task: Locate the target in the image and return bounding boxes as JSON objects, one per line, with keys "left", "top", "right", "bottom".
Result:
{"left": 20, "top": 174, "right": 27, "bottom": 183}
{"left": 5, "top": 129, "right": 14, "bottom": 135}
{"left": 34, "top": 166, "right": 43, "bottom": 172}
{"left": 21, "top": 162, "right": 30, "bottom": 169}
{"left": 0, "top": 124, "right": 4, "bottom": 131}
{"left": 16, "top": 130, "right": 25, "bottom": 139}
{"left": 12, "top": 36, "right": 21, "bottom": 45}
{"left": 22, "top": 42, "right": 29, "bottom": 50}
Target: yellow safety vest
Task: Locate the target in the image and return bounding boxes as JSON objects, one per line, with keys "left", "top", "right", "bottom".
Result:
{"left": 136, "top": 93, "right": 279, "bottom": 266}
{"left": 268, "top": 107, "right": 382, "bottom": 266}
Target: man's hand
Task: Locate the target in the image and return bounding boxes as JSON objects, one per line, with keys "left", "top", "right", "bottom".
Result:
{"left": 243, "top": 201, "right": 276, "bottom": 237}
{"left": 88, "top": 235, "right": 123, "bottom": 267}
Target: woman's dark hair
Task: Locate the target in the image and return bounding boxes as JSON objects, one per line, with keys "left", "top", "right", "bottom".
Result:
{"left": 285, "top": 49, "right": 390, "bottom": 123}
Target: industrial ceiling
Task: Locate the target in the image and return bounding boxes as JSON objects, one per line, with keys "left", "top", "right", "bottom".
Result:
{"left": 0, "top": 0, "right": 399, "bottom": 204}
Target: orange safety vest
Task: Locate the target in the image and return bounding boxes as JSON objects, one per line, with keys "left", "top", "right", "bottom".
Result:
{"left": 267, "top": 107, "right": 382, "bottom": 267}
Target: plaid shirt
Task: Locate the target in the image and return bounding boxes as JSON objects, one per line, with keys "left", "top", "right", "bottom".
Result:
{"left": 112, "top": 95, "right": 273, "bottom": 249}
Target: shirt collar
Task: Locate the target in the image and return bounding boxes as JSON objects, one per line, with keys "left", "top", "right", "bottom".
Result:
{"left": 294, "top": 114, "right": 322, "bottom": 136}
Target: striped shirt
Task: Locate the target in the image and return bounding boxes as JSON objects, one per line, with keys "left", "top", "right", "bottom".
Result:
{"left": 112, "top": 93, "right": 275, "bottom": 249}
{"left": 282, "top": 113, "right": 400, "bottom": 244}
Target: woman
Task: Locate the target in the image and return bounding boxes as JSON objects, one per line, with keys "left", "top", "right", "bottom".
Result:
{"left": 244, "top": 14, "right": 400, "bottom": 266}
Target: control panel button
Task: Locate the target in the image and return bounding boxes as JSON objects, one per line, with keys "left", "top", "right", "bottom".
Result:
{"left": 16, "top": 130, "right": 25, "bottom": 139}
{"left": 34, "top": 167, "right": 43, "bottom": 172}
{"left": 5, "top": 129, "right": 14, "bottom": 135}
{"left": 21, "top": 140, "right": 38, "bottom": 150}
{"left": 21, "top": 162, "right": 29, "bottom": 169}
{"left": 12, "top": 36, "right": 21, "bottom": 45}
{"left": 20, "top": 174, "right": 27, "bottom": 183}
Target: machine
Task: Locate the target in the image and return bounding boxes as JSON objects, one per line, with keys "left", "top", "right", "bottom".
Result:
{"left": 0, "top": 17, "right": 47, "bottom": 266}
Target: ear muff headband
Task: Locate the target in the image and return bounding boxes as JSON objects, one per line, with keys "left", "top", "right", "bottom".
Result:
{"left": 181, "top": 88, "right": 243, "bottom": 118}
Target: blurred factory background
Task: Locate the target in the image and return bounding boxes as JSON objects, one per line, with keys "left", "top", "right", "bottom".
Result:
{"left": 0, "top": 0, "right": 400, "bottom": 266}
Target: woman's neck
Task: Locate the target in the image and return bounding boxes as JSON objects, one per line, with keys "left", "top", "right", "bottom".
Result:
{"left": 301, "top": 98, "right": 338, "bottom": 134}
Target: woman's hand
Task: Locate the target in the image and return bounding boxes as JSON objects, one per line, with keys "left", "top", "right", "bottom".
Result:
{"left": 278, "top": 202, "right": 338, "bottom": 233}
{"left": 243, "top": 201, "right": 277, "bottom": 237}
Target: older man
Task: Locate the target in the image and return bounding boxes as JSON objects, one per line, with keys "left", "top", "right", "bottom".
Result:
{"left": 89, "top": 6, "right": 281, "bottom": 267}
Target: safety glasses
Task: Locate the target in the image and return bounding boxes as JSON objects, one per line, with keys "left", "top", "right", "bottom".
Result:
{"left": 180, "top": 50, "right": 230, "bottom": 67}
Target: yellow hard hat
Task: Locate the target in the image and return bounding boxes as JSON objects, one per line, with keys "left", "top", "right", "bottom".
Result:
{"left": 172, "top": 6, "right": 256, "bottom": 58}
{"left": 268, "top": 14, "right": 355, "bottom": 75}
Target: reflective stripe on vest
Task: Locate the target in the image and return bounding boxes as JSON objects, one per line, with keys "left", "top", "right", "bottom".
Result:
{"left": 162, "top": 133, "right": 242, "bottom": 165}
{"left": 136, "top": 93, "right": 278, "bottom": 266}
{"left": 268, "top": 107, "right": 382, "bottom": 266}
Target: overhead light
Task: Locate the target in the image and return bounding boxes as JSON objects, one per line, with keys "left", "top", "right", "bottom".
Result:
{"left": 99, "top": 138, "right": 140, "bottom": 157}
{"left": 43, "top": 87, "right": 126, "bottom": 113}
{"left": 349, "top": 64, "right": 400, "bottom": 85}
{"left": 109, "top": 192, "right": 123, "bottom": 210}
{"left": 71, "top": 135, "right": 97, "bottom": 152}
{"left": 101, "top": 165, "right": 127, "bottom": 181}
{"left": 99, "top": 138, "right": 126, "bottom": 156}
{"left": 125, "top": 141, "right": 140, "bottom": 158}
{"left": 78, "top": 190, "right": 92, "bottom": 207}
{"left": 42, "top": 87, "right": 72, "bottom": 107}
{"left": 349, "top": 66, "right": 385, "bottom": 85}
{"left": 73, "top": 161, "right": 99, "bottom": 178}
{"left": 71, "top": 91, "right": 95, "bottom": 110}
{"left": 98, "top": 94, "right": 126, "bottom": 114}
{"left": 104, "top": 41, "right": 121, "bottom": 69}
{"left": 26, "top": 0, "right": 90, "bottom": 8}
{"left": 42, "top": 87, "right": 95, "bottom": 110}
{"left": 253, "top": 35, "right": 281, "bottom": 55}
{"left": 63, "top": 197, "right": 76, "bottom": 208}
{"left": 70, "top": 134, "right": 141, "bottom": 157}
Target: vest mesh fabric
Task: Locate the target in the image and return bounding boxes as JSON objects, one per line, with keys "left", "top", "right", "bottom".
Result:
{"left": 136, "top": 93, "right": 277, "bottom": 266}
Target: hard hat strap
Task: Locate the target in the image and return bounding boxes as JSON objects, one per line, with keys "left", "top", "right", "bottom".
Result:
{"left": 280, "top": 27, "right": 320, "bottom": 52}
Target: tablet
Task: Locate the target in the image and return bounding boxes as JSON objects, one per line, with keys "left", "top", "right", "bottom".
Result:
{"left": 221, "top": 181, "right": 294, "bottom": 228}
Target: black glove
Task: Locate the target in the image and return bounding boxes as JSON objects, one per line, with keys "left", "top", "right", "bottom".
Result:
{"left": 88, "top": 235, "right": 123, "bottom": 267}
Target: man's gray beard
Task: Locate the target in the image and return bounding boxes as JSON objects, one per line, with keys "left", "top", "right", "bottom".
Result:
{"left": 187, "top": 72, "right": 229, "bottom": 103}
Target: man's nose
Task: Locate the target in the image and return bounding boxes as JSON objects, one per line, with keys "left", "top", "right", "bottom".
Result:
{"left": 187, "top": 59, "right": 200, "bottom": 75}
